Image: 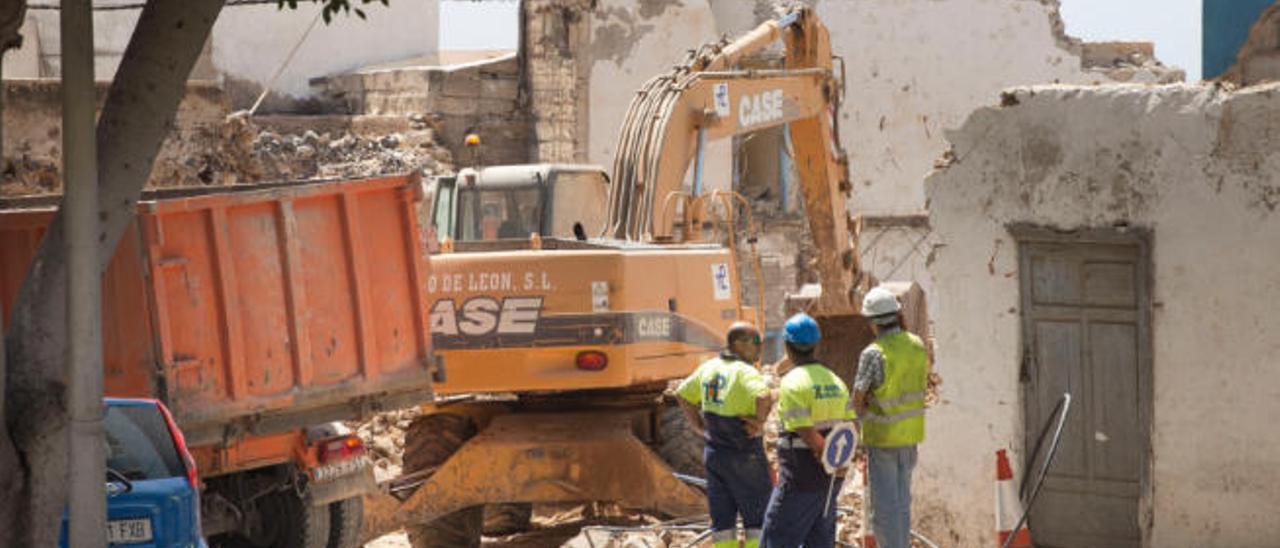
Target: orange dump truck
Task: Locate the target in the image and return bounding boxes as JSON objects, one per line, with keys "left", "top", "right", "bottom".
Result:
{"left": 0, "top": 174, "right": 436, "bottom": 547}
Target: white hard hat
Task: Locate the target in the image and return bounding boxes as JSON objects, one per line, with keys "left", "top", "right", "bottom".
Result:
{"left": 861, "top": 286, "right": 901, "bottom": 323}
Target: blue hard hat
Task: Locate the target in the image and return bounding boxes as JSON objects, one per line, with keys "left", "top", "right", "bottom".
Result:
{"left": 783, "top": 313, "right": 821, "bottom": 346}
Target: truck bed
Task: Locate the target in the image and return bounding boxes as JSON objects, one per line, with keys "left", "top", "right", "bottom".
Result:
{"left": 0, "top": 174, "right": 435, "bottom": 447}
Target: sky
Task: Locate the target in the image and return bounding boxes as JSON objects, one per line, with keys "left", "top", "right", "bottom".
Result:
{"left": 439, "top": 0, "right": 1203, "bottom": 80}
{"left": 1058, "top": 0, "right": 1202, "bottom": 80}
{"left": 439, "top": 0, "right": 519, "bottom": 51}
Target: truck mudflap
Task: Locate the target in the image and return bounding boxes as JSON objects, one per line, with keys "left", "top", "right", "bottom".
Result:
{"left": 360, "top": 411, "right": 706, "bottom": 542}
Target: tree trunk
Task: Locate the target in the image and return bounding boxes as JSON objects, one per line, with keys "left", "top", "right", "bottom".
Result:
{"left": 0, "top": 0, "right": 27, "bottom": 543}
{"left": 0, "top": 1, "right": 225, "bottom": 545}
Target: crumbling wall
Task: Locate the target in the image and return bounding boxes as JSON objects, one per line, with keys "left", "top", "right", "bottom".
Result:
{"left": 583, "top": 0, "right": 724, "bottom": 181}
{"left": 807, "top": 0, "right": 1184, "bottom": 215}
{"left": 692, "top": 0, "right": 1183, "bottom": 325}
{"left": 318, "top": 54, "right": 531, "bottom": 166}
{"left": 925, "top": 83, "right": 1280, "bottom": 546}
{"left": 1, "top": 80, "right": 228, "bottom": 194}
{"left": 523, "top": 0, "right": 592, "bottom": 163}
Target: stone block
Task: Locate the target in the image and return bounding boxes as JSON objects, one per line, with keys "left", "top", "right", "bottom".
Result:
{"left": 480, "top": 77, "right": 520, "bottom": 100}
{"left": 439, "top": 71, "right": 482, "bottom": 97}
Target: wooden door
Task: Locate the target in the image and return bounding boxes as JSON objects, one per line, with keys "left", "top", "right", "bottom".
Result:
{"left": 1017, "top": 233, "right": 1150, "bottom": 548}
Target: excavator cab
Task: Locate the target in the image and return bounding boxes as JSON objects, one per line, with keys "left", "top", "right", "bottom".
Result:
{"left": 426, "top": 164, "right": 609, "bottom": 247}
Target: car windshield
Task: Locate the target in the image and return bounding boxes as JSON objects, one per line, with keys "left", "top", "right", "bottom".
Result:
{"left": 104, "top": 404, "right": 185, "bottom": 481}
{"left": 456, "top": 186, "right": 543, "bottom": 241}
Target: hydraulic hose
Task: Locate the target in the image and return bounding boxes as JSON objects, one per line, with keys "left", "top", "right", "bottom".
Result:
{"left": 1001, "top": 392, "right": 1073, "bottom": 548}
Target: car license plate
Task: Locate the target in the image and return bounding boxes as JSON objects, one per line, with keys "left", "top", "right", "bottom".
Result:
{"left": 107, "top": 518, "right": 152, "bottom": 544}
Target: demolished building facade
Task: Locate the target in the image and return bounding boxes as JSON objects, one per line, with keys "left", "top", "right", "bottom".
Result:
{"left": 13, "top": 0, "right": 1269, "bottom": 546}
{"left": 516, "top": 0, "right": 1182, "bottom": 343}
{"left": 926, "top": 82, "right": 1280, "bottom": 547}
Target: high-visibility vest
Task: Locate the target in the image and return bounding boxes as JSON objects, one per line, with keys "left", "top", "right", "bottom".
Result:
{"left": 861, "top": 331, "right": 928, "bottom": 447}
{"left": 777, "top": 362, "right": 855, "bottom": 433}
{"left": 677, "top": 355, "right": 768, "bottom": 418}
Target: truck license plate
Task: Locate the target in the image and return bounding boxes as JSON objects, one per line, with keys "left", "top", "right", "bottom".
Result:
{"left": 107, "top": 518, "right": 152, "bottom": 544}
{"left": 312, "top": 456, "right": 370, "bottom": 483}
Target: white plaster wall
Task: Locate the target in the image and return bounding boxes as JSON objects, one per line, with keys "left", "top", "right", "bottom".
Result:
{"left": 11, "top": 2, "right": 437, "bottom": 96}
{"left": 700, "top": 0, "right": 1106, "bottom": 216}
{"left": 686, "top": 0, "right": 1129, "bottom": 320}
{"left": 585, "top": 0, "right": 731, "bottom": 192}
{"left": 210, "top": 1, "right": 438, "bottom": 99}
{"left": 23, "top": 2, "right": 145, "bottom": 80}
{"left": 924, "top": 83, "right": 1280, "bottom": 546}
{"left": 2, "top": 18, "right": 41, "bottom": 78}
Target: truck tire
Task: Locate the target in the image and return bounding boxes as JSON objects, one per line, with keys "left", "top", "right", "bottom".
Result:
{"left": 215, "top": 490, "right": 330, "bottom": 548}
{"left": 482, "top": 503, "right": 533, "bottom": 536}
{"left": 327, "top": 496, "right": 362, "bottom": 548}
{"left": 658, "top": 405, "right": 705, "bottom": 477}
{"left": 403, "top": 412, "right": 484, "bottom": 548}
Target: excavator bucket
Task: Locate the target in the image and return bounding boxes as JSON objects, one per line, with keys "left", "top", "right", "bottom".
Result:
{"left": 362, "top": 411, "right": 705, "bottom": 541}
{"left": 786, "top": 281, "right": 929, "bottom": 384}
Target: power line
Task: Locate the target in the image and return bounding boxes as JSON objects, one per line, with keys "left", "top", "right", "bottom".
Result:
{"left": 28, "top": 0, "right": 516, "bottom": 9}
{"left": 28, "top": 0, "right": 282, "bottom": 11}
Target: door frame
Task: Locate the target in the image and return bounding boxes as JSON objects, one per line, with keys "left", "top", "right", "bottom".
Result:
{"left": 1009, "top": 223, "right": 1154, "bottom": 546}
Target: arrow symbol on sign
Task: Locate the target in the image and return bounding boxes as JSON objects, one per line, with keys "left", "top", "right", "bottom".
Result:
{"left": 830, "top": 434, "right": 848, "bottom": 465}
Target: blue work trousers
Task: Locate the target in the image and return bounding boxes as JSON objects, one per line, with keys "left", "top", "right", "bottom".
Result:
{"left": 760, "top": 459, "right": 842, "bottom": 548}
{"left": 867, "top": 445, "right": 918, "bottom": 548}
{"left": 706, "top": 445, "right": 772, "bottom": 546}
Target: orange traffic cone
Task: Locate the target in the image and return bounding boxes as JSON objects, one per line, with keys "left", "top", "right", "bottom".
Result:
{"left": 861, "top": 462, "right": 877, "bottom": 548}
{"left": 995, "top": 449, "right": 1032, "bottom": 548}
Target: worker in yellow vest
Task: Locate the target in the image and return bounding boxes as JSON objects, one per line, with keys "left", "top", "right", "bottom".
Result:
{"left": 760, "top": 313, "right": 855, "bottom": 548}
{"left": 676, "top": 322, "right": 773, "bottom": 548}
{"left": 853, "top": 286, "right": 929, "bottom": 548}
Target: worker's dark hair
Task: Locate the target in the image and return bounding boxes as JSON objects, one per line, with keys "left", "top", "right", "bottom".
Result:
{"left": 784, "top": 341, "right": 816, "bottom": 361}
{"left": 726, "top": 322, "right": 760, "bottom": 347}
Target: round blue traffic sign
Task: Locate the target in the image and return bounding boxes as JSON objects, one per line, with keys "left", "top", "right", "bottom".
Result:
{"left": 822, "top": 422, "right": 858, "bottom": 473}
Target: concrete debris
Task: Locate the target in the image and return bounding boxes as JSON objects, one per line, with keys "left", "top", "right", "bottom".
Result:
{"left": 1081, "top": 41, "right": 1185, "bottom": 84}
{"left": 217, "top": 113, "right": 453, "bottom": 186}
{"left": 350, "top": 408, "right": 422, "bottom": 483}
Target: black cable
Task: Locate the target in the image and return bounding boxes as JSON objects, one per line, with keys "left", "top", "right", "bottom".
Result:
{"left": 29, "top": 0, "right": 285, "bottom": 11}
{"left": 1002, "top": 392, "right": 1072, "bottom": 548}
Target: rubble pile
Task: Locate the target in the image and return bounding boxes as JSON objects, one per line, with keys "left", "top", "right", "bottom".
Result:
{"left": 1, "top": 113, "right": 454, "bottom": 197}
{"left": 227, "top": 113, "right": 454, "bottom": 184}
{"left": 351, "top": 407, "right": 422, "bottom": 483}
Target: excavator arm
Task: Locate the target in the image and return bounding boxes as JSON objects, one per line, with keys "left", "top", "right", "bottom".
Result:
{"left": 607, "top": 7, "right": 861, "bottom": 315}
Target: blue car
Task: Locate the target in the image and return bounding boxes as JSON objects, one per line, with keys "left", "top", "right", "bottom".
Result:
{"left": 61, "top": 398, "right": 206, "bottom": 547}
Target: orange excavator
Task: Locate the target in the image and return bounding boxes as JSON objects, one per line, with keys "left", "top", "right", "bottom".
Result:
{"left": 366, "top": 7, "right": 926, "bottom": 545}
